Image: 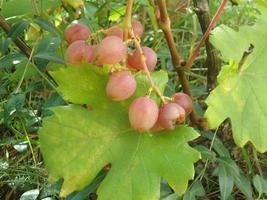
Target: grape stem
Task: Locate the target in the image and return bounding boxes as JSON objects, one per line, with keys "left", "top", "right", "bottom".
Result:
{"left": 123, "top": 0, "right": 134, "bottom": 41}
{"left": 124, "top": 0, "right": 166, "bottom": 103}
{"left": 131, "top": 30, "right": 166, "bottom": 103}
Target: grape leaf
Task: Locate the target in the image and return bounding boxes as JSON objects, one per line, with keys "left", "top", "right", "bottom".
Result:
{"left": 39, "top": 65, "right": 200, "bottom": 199}
{"left": 205, "top": 6, "right": 267, "bottom": 152}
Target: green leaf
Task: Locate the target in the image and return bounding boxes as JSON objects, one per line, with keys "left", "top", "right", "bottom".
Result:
{"left": 253, "top": 175, "right": 267, "bottom": 197}
{"left": 218, "top": 163, "right": 234, "bottom": 200}
{"left": 8, "top": 20, "right": 29, "bottom": 39}
{"left": 0, "top": 53, "right": 27, "bottom": 69}
{"left": 34, "top": 53, "right": 65, "bottom": 65}
{"left": 40, "top": 105, "right": 200, "bottom": 199}
{"left": 51, "top": 64, "right": 168, "bottom": 106}
{"left": 35, "top": 37, "right": 62, "bottom": 69}
{"left": 183, "top": 181, "right": 205, "bottom": 200}
{"left": 40, "top": 65, "right": 200, "bottom": 199}
{"left": 34, "top": 17, "right": 61, "bottom": 36}
{"left": 205, "top": 6, "right": 267, "bottom": 153}
{"left": 1, "top": 0, "right": 61, "bottom": 17}
{"left": 217, "top": 157, "right": 253, "bottom": 199}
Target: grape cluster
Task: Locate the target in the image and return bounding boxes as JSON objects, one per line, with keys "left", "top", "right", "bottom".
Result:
{"left": 64, "top": 21, "right": 193, "bottom": 133}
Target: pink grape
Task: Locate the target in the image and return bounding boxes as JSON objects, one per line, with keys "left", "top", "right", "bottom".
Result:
{"left": 157, "top": 103, "right": 186, "bottom": 130}
{"left": 95, "top": 36, "right": 127, "bottom": 65}
{"left": 173, "top": 92, "right": 193, "bottom": 114}
{"left": 105, "top": 20, "right": 143, "bottom": 39}
{"left": 105, "top": 26, "right": 123, "bottom": 39}
{"left": 127, "top": 46, "right": 157, "bottom": 71}
{"left": 129, "top": 97, "right": 159, "bottom": 132}
{"left": 65, "top": 40, "right": 94, "bottom": 64}
{"left": 106, "top": 71, "right": 137, "bottom": 101}
{"left": 64, "top": 23, "right": 91, "bottom": 44}
{"left": 132, "top": 20, "right": 144, "bottom": 38}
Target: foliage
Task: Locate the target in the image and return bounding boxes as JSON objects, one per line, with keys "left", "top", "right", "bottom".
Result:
{"left": 206, "top": 6, "right": 267, "bottom": 152}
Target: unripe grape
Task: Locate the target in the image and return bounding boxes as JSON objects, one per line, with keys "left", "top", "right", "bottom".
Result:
{"left": 64, "top": 23, "right": 91, "bottom": 44}
{"left": 132, "top": 20, "right": 144, "bottom": 38}
{"left": 158, "top": 103, "right": 186, "bottom": 130}
{"left": 95, "top": 36, "right": 127, "bottom": 65}
{"left": 127, "top": 47, "right": 157, "bottom": 71}
{"left": 173, "top": 92, "right": 193, "bottom": 114}
{"left": 65, "top": 40, "right": 94, "bottom": 64}
{"left": 106, "top": 71, "right": 136, "bottom": 101}
{"left": 129, "top": 97, "right": 159, "bottom": 132}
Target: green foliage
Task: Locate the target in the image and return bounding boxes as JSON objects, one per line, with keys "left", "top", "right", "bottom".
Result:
{"left": 205, "top": 6, "right": 267, "bottom": 153}
{"left": 253, "top": 174, "right": 267, "bottom": 197}
{"left": 39, "top": 65, "right": 200, "bottom": 198}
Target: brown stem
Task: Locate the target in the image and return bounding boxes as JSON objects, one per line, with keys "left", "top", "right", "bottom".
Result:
{"left": 123, "top": 0, "right": 134, "bottom": 41}
{"left": 187, "top": 0, "right": 228, "bottom": 68}
{"left": 0, "top": 15, "right": 31, "bottom": 58}
{"left": 157, "top": 0, "right": 203, "bottom": 127}
{"left": 193, "top": 0, "right": 222, "bottom": 91}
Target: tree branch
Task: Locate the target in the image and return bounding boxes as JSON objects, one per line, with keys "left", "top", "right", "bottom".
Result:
{"left": 0, "top": 15, "right": 32, "bottom": 58}
{"left": 187, "top": 0, "right": 228, "bottom": 69}
{"left": 157, "top": 0, "right": 205, "bottom": 128}
{"left": 193, "top": 0, "right": 222, "bottom": 91}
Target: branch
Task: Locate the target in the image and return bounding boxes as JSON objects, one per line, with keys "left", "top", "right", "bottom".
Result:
{"left": 186, "top": 0, "right": 228, "bottom": 68}
{"left": 123, "top": 0, "right": 134, "bottom": 41}
{"left": 193, "top": 0, "right": 222, "bottom": 91}
{"left": 0, "top": 15, "right": 31, "bottom": 58}
{"left": 157, "top": 0, "right": 204, "bottom": 128}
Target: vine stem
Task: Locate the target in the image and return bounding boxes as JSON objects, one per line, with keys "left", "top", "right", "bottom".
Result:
{"left": 0, "top": 15, "right": 31, "bottom": 57}
{"left": 186, "top": 0, "right": 228, "bottom": 68}
{"left": 124, "top": 0, "right": 166, "bottom": 103}
{"left": 157, "top": 0, "right": 203, "bottom": 127}
{"left": 123, "top": 0, "right": 134, "bottom": 41}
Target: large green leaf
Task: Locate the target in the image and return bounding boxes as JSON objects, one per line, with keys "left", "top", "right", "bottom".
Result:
{"left": 1, "top": 0, "right": 61, "bottom": 17}
{"left": 39, "top": 64, "right": 200, "bottom": 199}
{"left": 205, "top": 6, "right": 267, "bottom": 153}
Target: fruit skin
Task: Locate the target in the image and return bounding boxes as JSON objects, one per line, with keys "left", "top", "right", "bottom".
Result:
{"left": 173, "top": 92, "right": 193, "bottom": 114}
{"left": 95, "top": 36, "right": 127, "bottom": 65}
{"left": 65, "top": 40, "right": 94, "bottom": 64}
{"left": 64, "top": 23, "right": 91, "bottom": 44}
{"left": 127, "top": 46, "right": 157, "bottom": 71}
{"left": 132, "top": 20, "right": 144, "bottom": 38}
{"left": 105, "top": 20, "right": 144, "bottom": 39}
{"left": 157, "top": 103, "right": 186, "bottom": 130}
{"left": 105, "top": 26, "right": 124, "bottom": 39}
{"left": 106, "top": 71, "right": 137, "bottom": 101}
{"left": 129, "top": 97, "right": 159, "bottom": 132}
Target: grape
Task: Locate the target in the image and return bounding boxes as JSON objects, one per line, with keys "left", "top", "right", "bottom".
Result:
{"left": 105, "top": 20, "right": 143, "bottom": 39}
{"left": 157, "top": 103, "right": 185, "bottom": 130}
{"left": 127, "top": 46, "right": 157, "bottom": 71}
{"left": 106, "top": 71, "right": 136, "bottom": 101}
{"left": 65, "top": 40, "right": 95, "bottom": 64}
{"left": 95, "top": 36, "right": 127, "bottom": 65}
{"left": 64, "top": 23, "right": 91, "bottom": 44}
{"left": 132, "top": 20, "right": 144, "bottom": 38}
{"left": 105, "top": 26, "right": 123, "bottom": 39}
{"left": 173, "top": 92, "right": 193, "bottom": 114}
{"left": 129, "top": 97, "right": 159, "bottom": 132}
